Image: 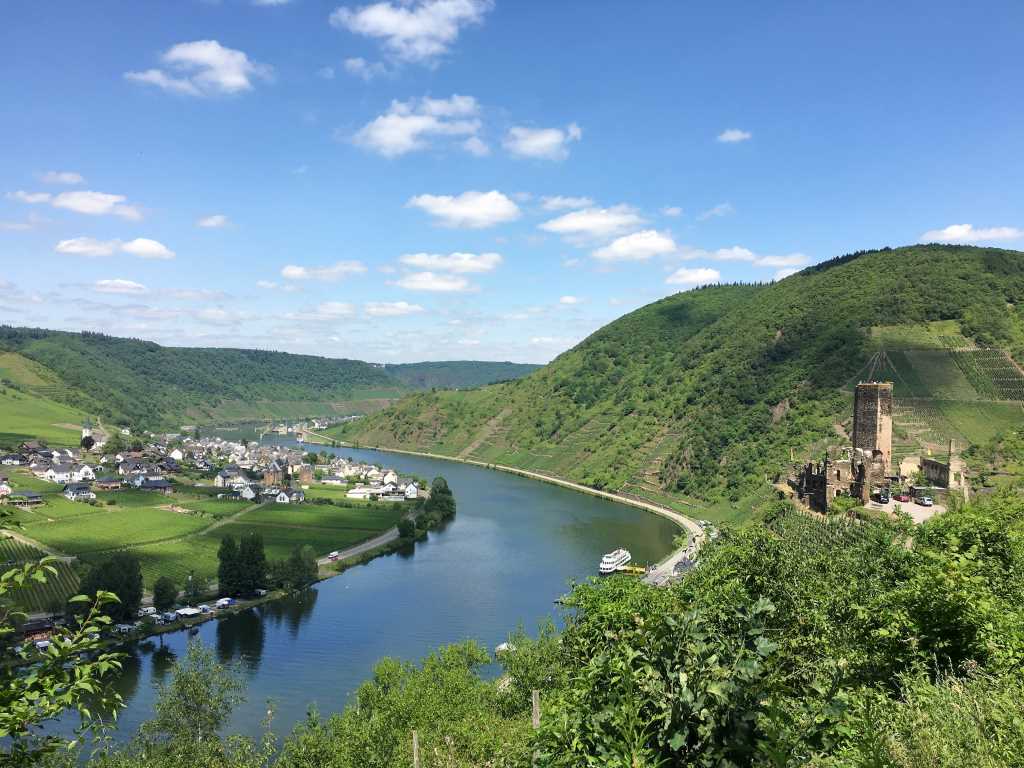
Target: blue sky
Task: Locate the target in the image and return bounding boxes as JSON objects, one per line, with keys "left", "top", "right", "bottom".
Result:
{"left": 2, "top": 0, "right": 1022, "bottom": 363}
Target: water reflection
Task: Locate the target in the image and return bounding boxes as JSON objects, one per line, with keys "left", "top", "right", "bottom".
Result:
{"left": 216, "top": 608, "right": 265, "bottom": 672}
{"left": 150, "top": 645, "right": 177, "bottom": 686}
{"left": 261, "top": 588, "right": 319, "bottom": 638}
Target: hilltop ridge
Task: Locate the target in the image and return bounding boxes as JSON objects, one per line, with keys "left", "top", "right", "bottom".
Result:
{"left": 337, "top": 245, "right": 1024, "bottom": 516}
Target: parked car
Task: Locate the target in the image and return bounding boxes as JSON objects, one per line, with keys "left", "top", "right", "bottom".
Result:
{"left": 160, "top": 611, "right": 178, "bottom": 624}
{"left": 138, "top": 606, "right": 156, "bottom": 617}
{"left": 918, "top": 496, "right": 934, "bottom": 507}
{"left": 34, "top": 639, "right": 51, "bottom": 651}
{"left": 215, "top": 597, "right": 235, "bottom": 609}
{"left": 198, "top": 604, "right": 212, "bottom": 614}
{"left": 328, "top": 551, "right": 340, "bottom": 561}
{"left": 255, "top": 589, "right": 268, "bottom": 597}
{"left": 114, "top": 623, "right": 134, "bottom": 634}
{"left": 893, "top": 493, "right": 911, "bottom": 503}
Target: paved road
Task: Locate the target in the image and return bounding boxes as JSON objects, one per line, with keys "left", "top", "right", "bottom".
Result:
{"left": 316, "top": 526, "right": 400, "bottom": 567}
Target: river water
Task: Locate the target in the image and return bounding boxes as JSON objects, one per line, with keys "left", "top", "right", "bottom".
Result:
{"left": 83, "top": 445, "right": 680, "bottom": 742}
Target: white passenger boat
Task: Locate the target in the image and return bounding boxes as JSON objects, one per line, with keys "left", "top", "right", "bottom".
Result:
{"left": 599, "top": 548, "right": 632, "bottom": 575}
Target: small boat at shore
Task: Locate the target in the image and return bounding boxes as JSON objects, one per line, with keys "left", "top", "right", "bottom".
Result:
{"left": 599, "top": 548, "right": 632, "bottom": 575}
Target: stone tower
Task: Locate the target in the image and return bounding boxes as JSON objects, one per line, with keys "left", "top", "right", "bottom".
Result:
{"left": 852, "top": 382, "right": 893, "bottom": 473}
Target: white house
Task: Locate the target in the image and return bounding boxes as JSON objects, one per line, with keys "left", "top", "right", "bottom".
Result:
{"left": 169, "top": 448, "right": 184, "bottom": 462}
{"left": 64, "top": 483, "right": 96, "bottom": 502}
{"left": 382, "top": 469, "right": 398, "bottom": 486}
{"left": 322, "top": 475, "right": 346, "bottom": 486}
{"left": 0, "top": 481, "right": 12, "bottom": 497}
{"left": 346, "top": 485, "right": 378, "bottom": 501}
{"left": 45, "top": 464, "right": 74, "bottom": 484}
{"left": 404, "top": 482, "right": 419, "bottom": 500}
{"left": 239, "top": 485, "right": 259, "bottom": 501}
{"left": 275, "top": 488, "right": 304, "bottom": 504}
{"left": 72, "top": 464, "right": 95, "bottom": 482}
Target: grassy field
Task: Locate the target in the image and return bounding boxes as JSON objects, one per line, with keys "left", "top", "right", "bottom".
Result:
{"left": 22, "top": 506, "right": 211, "bottom": 555}
{"left": 0, "top": 535, "right": 81, "bottom": 613}
{"left": 304, "top": 483, "right": 357, "bottom": 500}
{"left": 242, "top": 503, "right": 404, "bottom": 531}
{"left": 0, "top": 386, "right": 88, "bottom": 447}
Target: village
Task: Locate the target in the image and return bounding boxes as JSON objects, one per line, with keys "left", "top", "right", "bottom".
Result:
{"left": 0, "top": 424, "right": 421, "bottom": 510}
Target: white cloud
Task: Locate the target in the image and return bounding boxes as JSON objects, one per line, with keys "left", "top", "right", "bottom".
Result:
{"left": 343, "top": 57, "right": 387, "bottom": 80}
{"left": 365, "top": 301, "right": 425, "bottom": 317}
{"left": 697, "top": 202, "right": 734, "bottom": 221}
{"left": 317, "top": 66, "right": 336, "bottom": 79}
{"left": 592, "top": 230, "right": 677, "bottom": 262}
{"left": 94, "top": 278, "right": 148, "bottom": 295}
{"left": 55, "top": 237, "right": 119, "bottom": 257}
{"left": 665, "top": 267, "right": 720, "bottom": 286}
{"left": 166, "top": 288, "right": 227, "bottom": 301}
{"left": 313, "top": 301, "right": 355, "bottom": 318}
{"left": 396, "top": 271, "right": 472, "bottom": 292}
{"left": 661, "top": 206, "right": 683, "bottom": 217}
{"left": 541, "top": 195, "right": 593, "bottom": 211}
{"left": 717, "top": 128, "right": 752, "bottom": 143}
{"left": 281, "top": 260, "right": 367, "bottom": 281}
{"left": 329, "top": 0, "right": 492, "bottom": 65}
{"left": 399, "top": 251, "right": 501, "bottom": 273}
{"left": 559, "top": 295, "right": 581, "bottom": 305}
{"left": 125, "top": 40, "right": 272, "bottom": 97}
{"left": 407, "top": 189, "right": 519, "bottom": 228}
{"left": 51, "top": 190, "right": 141, "bottom": 220}
{"left": 55, "top": 237, "right": 175, "bottom": 260}
{"left": 918, "top": 223, "right": 1024, "bottom": 243}
{"left": 256, "top": 280, "right": 279, "bottom": 289}
{"left": 689, "top": 245, "right": 808, "bottom": 269}
{"left": 197, "top": 213, "right": 229, "bottom": 228}
{"left": 121, "top": 238, "right": 175, "bottom": 260}
{"left": 40, "top": 171, "right": 84, "bottom": 185}
{"left": 503, "top": 122, "right": 581, "bottom": 160}
{"left": 539, "top": 205, "right": 644, "bottom": 244}
{"left": 462, "top": 136, "right": 490, "bottom": 156}
{"left": 7, "top": 190, "right": 52, "bottom": 204}
{"left": 352, "top": 94, "right": 481, "bottom": 157}
{"left": 774, "top": 267, "right": 801, "bottom": 280}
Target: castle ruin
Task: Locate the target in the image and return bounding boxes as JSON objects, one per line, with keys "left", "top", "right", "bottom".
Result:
{"left": 792, "top": 382, "right": 894, "bottom": 512}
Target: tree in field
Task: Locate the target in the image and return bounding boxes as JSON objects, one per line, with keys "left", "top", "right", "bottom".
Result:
{"left": 217, "top": 535, "right": 241, "bottom": 597}
{"left": 153, "top": 577, "right": 177, "bottom": 613}
{"left": 280, "top": 545, "right": 318, "bottom": 590}
{"left": 80, "top": 435, "right": 95, "bottom": 451}
{"left": 80, "top": 553, "right": 143, "bottom": 623}
{"left": 238, "top": 532, "right": 267, "bottom": 596}
{"left": 1, "top": 559, "right": 124, "bottom": 767}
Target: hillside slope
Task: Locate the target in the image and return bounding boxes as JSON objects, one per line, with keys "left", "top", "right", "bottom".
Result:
{"left": 0, "top": 330, "right": 538, "bottom": 431}
{"left": 337, "top": 245, "right": 1024, "bottom": 509}
{"left": 384, "top": 361, "right": 540, "bottom": 390}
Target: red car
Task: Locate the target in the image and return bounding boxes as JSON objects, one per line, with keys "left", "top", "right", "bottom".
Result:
{"left": 893, "top": 493, "right": 911, "bottom": 503}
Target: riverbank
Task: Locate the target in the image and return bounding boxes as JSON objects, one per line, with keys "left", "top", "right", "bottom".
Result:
{"left": 328, "top": 441, "right": 704, "bottom": 567}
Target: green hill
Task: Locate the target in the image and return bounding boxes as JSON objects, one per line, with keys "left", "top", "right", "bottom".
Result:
{"left": 0, "top": 329, "right": 540, "bottom": 433}
{"left": 384, "top": 360, "right": 540, "bottom": 390}
{"left": 336, "top": 245, "right": 1024, "bottom": 511}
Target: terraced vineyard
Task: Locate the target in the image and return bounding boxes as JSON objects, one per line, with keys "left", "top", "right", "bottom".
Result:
{"left": 0, "top": 535, "right": 80, "bottom": 613}
{"left": 949, "top": 348, "right": 1024, "bottom": 401}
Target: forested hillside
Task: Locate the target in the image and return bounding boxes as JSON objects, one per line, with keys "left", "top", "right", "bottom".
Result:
{"left": 338, "top": 245, "right": 1024, "bottom": 508}
{"left": 384, "top": 360, "right": 539, "bottom": 390}
{"left": 0, "top": 329, "right": 537, "bottom": 431}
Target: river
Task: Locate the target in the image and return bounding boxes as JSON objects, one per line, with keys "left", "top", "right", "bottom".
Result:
{"left": 78, "top": 445, "right": 681, "bottom": 743}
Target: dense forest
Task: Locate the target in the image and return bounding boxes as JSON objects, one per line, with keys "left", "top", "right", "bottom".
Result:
{"left": 0, "top": 329, "right": 536, "bottom": 430}
{"left": 340, "top": 245, "right": 1024, "bottom": 505}
{"left": 384, "top": 360, "right": 539, "bottom": 390}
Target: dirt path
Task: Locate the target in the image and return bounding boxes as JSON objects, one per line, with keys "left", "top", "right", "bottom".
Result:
{"left": 457, "top": 406, "right": 512, "bottom": 460}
